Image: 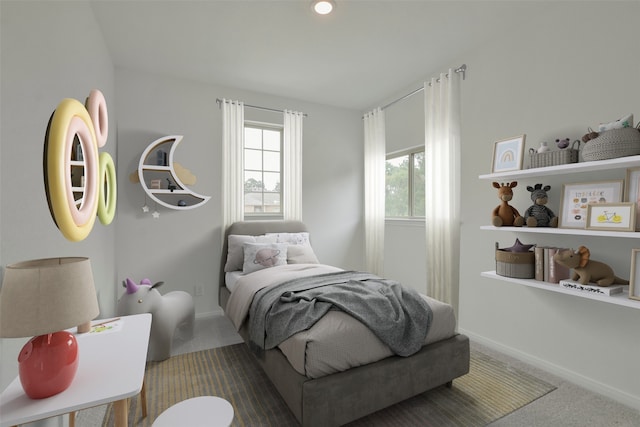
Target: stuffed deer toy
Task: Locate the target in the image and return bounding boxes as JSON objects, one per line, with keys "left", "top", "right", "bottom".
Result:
{"left": 492, "top": 181, "right": 524, "bottom": 227}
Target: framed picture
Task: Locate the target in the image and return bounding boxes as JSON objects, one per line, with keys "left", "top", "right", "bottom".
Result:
{"left": 559, "top": 180, "right": 624, "bottom": 228}
{"left": 491, "top": 135, "right": 526, "bottom": 173}
{"left": 625, "top": 167, "right": 640, "bottom": 231}
{"left": 585, "top": 202, "right": 635, "bottom": 231}
{"left": 629, "top": 249, "right": 640, "bottom": 301}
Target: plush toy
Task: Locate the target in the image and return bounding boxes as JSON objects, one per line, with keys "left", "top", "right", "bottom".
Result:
{"left": 492, "top": 181, "right": 524, "bottom": 227}
{"left": 117, "top": 278, "right": 195, "bottom": 361}
{"left": 598, "top": 113, "right": 633, "bottom": 132}
{"left": 582, "top": 128, "right": 600, "bottom": 143}
{"left": 552, "top": 246, "right": 629, "bottom": 287}
{"left": 524, "top": 184, "right": 558, "bottom": 227}
{"left": 555, "top": 138, "right": 570, "bottom": 149}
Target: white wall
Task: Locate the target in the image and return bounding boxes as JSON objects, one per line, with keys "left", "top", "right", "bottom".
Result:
{"left": 382, "top": 1, "right": 640, "bottom": 410}
{"left": 0, "top": 1, "right": 117, "bottom": 422}
{"left": 114, "top": 68, "right": 365, "bottom": 317}
{"left": 460, "top": 2, "right": 640, "bottom": 410}
{"left": 0, "top": 2, "right": 365, "bottom": 398}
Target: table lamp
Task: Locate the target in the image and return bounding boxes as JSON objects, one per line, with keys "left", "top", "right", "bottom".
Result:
{"left": 0, "top": 257, "right": 99, "bottom": 399}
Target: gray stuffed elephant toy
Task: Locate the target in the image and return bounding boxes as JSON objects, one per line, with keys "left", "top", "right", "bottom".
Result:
{"left": 117, "top": 278, "right": 195, "bottom": 361}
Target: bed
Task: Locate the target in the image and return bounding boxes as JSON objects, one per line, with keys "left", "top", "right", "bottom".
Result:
{"left": 219, "top": 220, "right": 470, "bottom": 426}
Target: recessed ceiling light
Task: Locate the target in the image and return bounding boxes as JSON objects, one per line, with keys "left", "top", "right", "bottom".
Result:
{"left": 312, "top": 0, "right": 335, "bottom": 15}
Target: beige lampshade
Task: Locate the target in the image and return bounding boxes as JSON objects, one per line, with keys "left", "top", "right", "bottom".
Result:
{"left": 0, "top": 257, "right": 99, "bottom": 338}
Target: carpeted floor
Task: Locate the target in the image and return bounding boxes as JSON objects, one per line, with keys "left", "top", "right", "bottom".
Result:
{"left": 102, "top": 343, "right": 555, "bottom": 427}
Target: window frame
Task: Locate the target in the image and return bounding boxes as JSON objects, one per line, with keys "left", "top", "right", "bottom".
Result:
{"left": 385, "top": 146, "right": 425, "bottom": 220}
{"left": 243, "top": 120, "right": 284, "bottom": 220}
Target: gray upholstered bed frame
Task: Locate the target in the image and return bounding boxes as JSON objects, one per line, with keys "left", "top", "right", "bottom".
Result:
{"left": 219, "top": 220, "right": 470, "bottom": 426}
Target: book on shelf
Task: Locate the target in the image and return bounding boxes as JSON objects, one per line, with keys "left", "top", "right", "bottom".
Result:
{"left": 547, "top": 247, "right": 571, "bottom": 284}
{"left": 535, "top": 246, "right": 571, "bottom": 283}
{"left": 559, "top": 280, "right": 627, "bottom": 296}
{"left": 534, "top": 246, "right": 544, "bottom": 281}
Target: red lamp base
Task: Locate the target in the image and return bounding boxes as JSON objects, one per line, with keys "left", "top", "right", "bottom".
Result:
{"left": 18, "top": 331, "right": 79, "bottom": 399}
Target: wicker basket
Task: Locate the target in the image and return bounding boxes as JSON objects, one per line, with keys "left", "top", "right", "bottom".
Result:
{"left": 582, "top": 127, "right": 640, "bottom": 161}
{"left": 495, "top": 247, "right": 535, "bottom": 279}
{"left": 528, "top": 140, "right": 580, "bottom": 169}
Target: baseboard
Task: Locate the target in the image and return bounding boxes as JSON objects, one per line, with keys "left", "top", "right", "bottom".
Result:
{"left": 459, "top": 328, "right": 640, "bottom": 411}
{"left": 196, "top": 307, "right": 224, "bottom": 319}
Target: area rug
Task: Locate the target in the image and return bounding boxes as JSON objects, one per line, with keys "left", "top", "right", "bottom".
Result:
{"left": 102, "top": 343, "right": 555, "bottom": 427}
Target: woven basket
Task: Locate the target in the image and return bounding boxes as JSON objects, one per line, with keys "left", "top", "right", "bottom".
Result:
{"left": 495, "top": 248, "right": 535, "bottom": 279}
{"left": 582, "top": 127, "right": 640, "bottom": 161}
{"left": 528, "top": 140, "right": 580, "bottom": 168}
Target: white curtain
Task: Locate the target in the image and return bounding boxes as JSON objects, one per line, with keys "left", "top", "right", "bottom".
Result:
{"left": 363, "top": 108, "right": 386, "bottom": 276}
{"left": 222, "top": 99, "right": 245, "bottom": 235}
{"left": 283, "top": 110, "right": 304, "bottom": 220}
{"left": 424, "top": 71, "right": 462, "bottom": 305}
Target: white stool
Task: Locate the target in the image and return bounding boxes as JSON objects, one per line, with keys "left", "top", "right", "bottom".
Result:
{"left": 152, "top": 396, "right": 234, "bottom": 427}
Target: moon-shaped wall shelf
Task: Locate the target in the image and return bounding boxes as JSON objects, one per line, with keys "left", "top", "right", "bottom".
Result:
{"left": 138, "top": 135, "right": 210, "bottom": 210}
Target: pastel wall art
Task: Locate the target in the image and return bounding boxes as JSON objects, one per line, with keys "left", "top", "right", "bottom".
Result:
{"left": 44, "top": 89, "right": 117, "bottom": 242}
{"left": 491, "top": 135, "right": 526, "bottom": 173}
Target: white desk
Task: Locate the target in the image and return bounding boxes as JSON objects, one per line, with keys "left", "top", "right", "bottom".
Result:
{"left": 0, "top": 313, "right": 151, "bottom": 427}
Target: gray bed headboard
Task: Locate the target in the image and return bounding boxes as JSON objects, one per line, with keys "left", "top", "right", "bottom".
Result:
{"left": 218, "top": 220, "right": 309, "bottom": 302}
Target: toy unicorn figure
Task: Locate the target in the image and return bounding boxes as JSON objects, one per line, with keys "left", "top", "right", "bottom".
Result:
{"left": 117, "top": 278, "right": 194, "bottom": 361}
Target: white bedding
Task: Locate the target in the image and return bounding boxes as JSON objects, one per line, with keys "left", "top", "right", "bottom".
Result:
{"left": 224, "top": 271, "right": 245, "bottom": 293}
{"left": 225, "top": 264, "right": 457, "bottom": 378}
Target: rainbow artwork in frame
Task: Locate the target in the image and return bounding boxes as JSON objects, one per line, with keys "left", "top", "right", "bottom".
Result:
{"left": 491, "top": 135, "right": 526, "bottom": 173}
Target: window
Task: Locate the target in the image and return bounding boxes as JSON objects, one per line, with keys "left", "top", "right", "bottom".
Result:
{"left": 244, "top": 122, "right": 283, "bottom": 216}
{"left": 385, "top": 148, "right": 425, "bottom": 218}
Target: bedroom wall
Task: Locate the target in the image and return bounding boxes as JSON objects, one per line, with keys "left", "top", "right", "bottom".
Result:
{"left": 381, "top": 1, "right": 640, "bottom": 410}
{"left": 114, "top": 68, "right": 365, "bottom": 318}
{"left": 0, "top": 0, "right": 365, "bottom": 397}
{"left": 0, "top": 0, "right": 117, "bottom": 404}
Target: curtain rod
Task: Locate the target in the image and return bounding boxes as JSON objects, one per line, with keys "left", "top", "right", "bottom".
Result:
{"left": 378, "top": 64, "right": 467, "bottom": 112}
{"left": 215, "top": 98, "right": 307, "bottom": 117}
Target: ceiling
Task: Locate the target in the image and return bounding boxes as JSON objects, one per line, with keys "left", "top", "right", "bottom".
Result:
{"left": 89, "top": 0, "right": 540, "bottom": 111}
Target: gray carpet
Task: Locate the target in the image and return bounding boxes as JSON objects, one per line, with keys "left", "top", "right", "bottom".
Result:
{"left": 76, "top": 315, "right": 640, "bottom": 426}
{"left": 101, "top": 343, "right": 555, "bottom": 426}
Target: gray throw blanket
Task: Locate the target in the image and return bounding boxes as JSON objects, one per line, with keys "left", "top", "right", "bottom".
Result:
{"left": 249, "top": 270, "right": 432, "bottom": 357}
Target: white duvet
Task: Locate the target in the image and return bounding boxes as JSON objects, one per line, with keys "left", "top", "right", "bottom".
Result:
{"left": 225, "top": 264, "right": 457, "bottom": 378}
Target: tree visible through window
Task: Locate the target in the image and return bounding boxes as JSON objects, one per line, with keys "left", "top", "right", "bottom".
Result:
{"left": 244, "top": 123, "right": 283, "bottom": 216}
{"left": 385, "top": 149, "right": 425, "bottom": 218}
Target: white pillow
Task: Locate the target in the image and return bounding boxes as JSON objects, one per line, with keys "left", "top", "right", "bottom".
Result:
{"left": 242, "top": 242, "right": 288, "bottom": 274}
{"left": 266, "top": 232, "right": 311, "bottom": 247}
{"left": 286, "top": 244, "right": 319, "bottom": 264}
{"left": 224, "top": 234, "right": 277, "bottom": 272}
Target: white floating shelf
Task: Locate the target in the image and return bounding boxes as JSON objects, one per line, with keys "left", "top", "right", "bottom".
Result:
{"left": 480, "top": 225, "right": 640, "bottom": 239}
{"left": 479, "top": 155, "right": 640, "bottom": 180}
{"left": 481, "top": 271, "right": 640, "bottom": 310}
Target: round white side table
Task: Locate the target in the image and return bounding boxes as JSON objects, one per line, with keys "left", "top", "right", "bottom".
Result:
{"left": 152, "top": 396, "right": 234, "bottom": 427}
